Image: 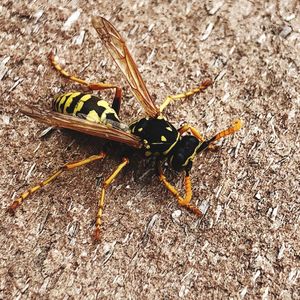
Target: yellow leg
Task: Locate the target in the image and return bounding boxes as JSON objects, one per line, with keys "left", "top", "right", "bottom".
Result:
{"left": 93, "top": 157, "right": 129, "bottom": 241}
{"left": 157, "top": 164, "right": 202, "bottom": 216}
{"left": 179, "top": 124, "right": 206, "bottom": 142}
{"left": 8, "top": 152, "right": 107, "bottom": 213}
{"left": 160, "top": 78, "right": 213, "bottom": 112}
{"left": 48, "top": 51, "right": 118, "bottom": 91}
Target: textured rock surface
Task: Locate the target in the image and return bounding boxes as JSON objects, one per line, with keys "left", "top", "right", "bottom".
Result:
{"left": 1, "top": 1, "right": 299, "bottom": 299}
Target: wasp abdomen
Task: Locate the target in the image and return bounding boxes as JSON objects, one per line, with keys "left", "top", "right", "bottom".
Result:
{"left": 53, "top": 92, "right": 120, "bottom": 124}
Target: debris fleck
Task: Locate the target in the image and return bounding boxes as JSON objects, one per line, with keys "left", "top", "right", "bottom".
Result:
{"left": 279, "top": 26, "right": 292, "bottom": 39}
{"left": 142, "top": 213, "right": 159, "bottom": 243}
{"left": 146, "top": 48, "right": 157, "bottom": 64}
{"left": 172, "top": 209, "right": 182, "bottom": 224}
{"left": 215, "top": 69, "right": 226, "bottom": 81}
{"left": 284, "top": 14, "right": 296, "bottom": 21}
{"left": 72, "top": 30, "right": 86, "bottom": 45}
{"left": 25, "top": 163, "right": 36, "bottom": 181}
{"left": 215, "top": 185, "right": 223, "bottom": 198}
{"left": 1, "top": 114, "right": 10, "bottom": 125}
{"left": 270, "top": 205, "right": 279, "bottom": 221}
{"left": 288, "top": 268, "right": 299, "bottom": 284}
{"left": 0, "top": 56, "right": 10, "bottom": 81}
{"left": 252, "top": 270, "right": 260, "bottom": 284}
{"left": 102, "top": 241, "right": 117, "bottom": 264}
{"left": 33, "top": 9, "right": 44, "bottom": 24}
{"left": 199, "top": 200, "right": 209, "bottom": 215}
{"left": 9, "top": 78, "right": 24, "bottom": 92}
{"left": 254, "top": 191, "right": 262, "bottom": 200}
{"left": 63, "top": 10, "right": 81, "bottom": 31}
{"left": 239, "top": 287, "right": 248, "bottom": 299}
{"left": 215, "top": 204, "right": 222, "bottom": 222}
{"left": 277, "top": 242, "right": 285, "bottom": 260}
{"left": 200, "top": 22, "right": 214, "bottom": 41}
{"left": 208, "top": 0, "right": 224, "bottom": 15}
{"left": 39, "top": 126, "right": 54, "bottom": 138}
{"left": 262, "top": 287, "right": 269, "bottom": 300}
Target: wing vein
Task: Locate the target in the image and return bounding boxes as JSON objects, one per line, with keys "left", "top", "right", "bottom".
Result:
{"left": 92, "top": 16, "right": 159, "bottom": 118}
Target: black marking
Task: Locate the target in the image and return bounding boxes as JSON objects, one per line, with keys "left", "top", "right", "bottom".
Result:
{"left": 59, "top": 95, "right": 68, "bottom": 113}
{"left": 55, "top": 98, "right": 60, "bottom": 112}
{"left": 75, "top": 96, "right": 106, "bottom": 119}
{"left": 66, "top": 93, "right": 83, "bottom": 114}
{"left": 105, "top": 112, "right": 119, "bottom": 122}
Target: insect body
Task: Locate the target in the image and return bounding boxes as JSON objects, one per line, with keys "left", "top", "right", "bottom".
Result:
{"left": 9, "top": 17, "right": 242, "bottom": 240}
{"left": 53, "top": 92, "right": 120, "bottom": 124}
{"left": 130, "top": 116, "right": 179, "bottom": 158}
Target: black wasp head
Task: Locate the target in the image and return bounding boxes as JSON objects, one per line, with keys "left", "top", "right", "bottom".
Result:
{"left": 168, "top": 135, "right": 201, "bottom": 172}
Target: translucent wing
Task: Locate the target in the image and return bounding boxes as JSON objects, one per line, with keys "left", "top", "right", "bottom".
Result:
{"left": 21, "top": 106, "right": 142, "bottom": 149}
{"left": 92, "top": 16, "right": 159, "bottom": 118}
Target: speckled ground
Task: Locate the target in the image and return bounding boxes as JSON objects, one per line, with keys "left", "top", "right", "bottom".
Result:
{"left": 1, "top": 1, "right": 299, "bottom": 299}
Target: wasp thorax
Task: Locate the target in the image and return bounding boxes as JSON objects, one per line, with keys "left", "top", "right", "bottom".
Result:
{"left": 130, "top": 117, "right": 180, "bottom": 157}
{"left": 168, "top": 135, "right": 201, "bottom": 172}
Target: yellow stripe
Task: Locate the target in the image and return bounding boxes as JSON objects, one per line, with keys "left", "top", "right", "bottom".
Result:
{"left": 97, "top": 100, "right": 110, "bottom": 109}
{"left": 73, "top": 94, "right": 92, "bottom": 115}
{"left": 182, "top": 143, "right": 201, "bottom": 167}
{"left": 80, "top": 94, "right": 93, "bottom": 102}
{"left": 54, "top": 92, "right": 75, "bottom": 113}
{"left": 163, "top": 132, "right": 180, "bottom": 155}
{"left": 97, "top": 100, "right": 119, "bottom": 122}
{"left": 86, "top": 110, "right": 101, "bottom": 123}
{"left": 63, "top": 92, "right": 81, "bottom": 114}
{"left": 57, "top": 94, "right": 68, "bottom": 113}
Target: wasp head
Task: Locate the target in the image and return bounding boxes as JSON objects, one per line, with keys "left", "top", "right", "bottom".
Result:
{"left": 168, "top": 135, "right": 203, "bottom": 172}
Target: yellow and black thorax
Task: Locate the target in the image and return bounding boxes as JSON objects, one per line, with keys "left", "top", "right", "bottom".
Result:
{"left": 130, "top": 116, "right": 202, "bottom": 172}
{"left": 130, "top": 116, "right": 180, "bottom": 157}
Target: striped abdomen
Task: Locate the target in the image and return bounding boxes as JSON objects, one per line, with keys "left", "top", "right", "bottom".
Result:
{"left": 52, "top": 92, "right": 120, "bottom": 124}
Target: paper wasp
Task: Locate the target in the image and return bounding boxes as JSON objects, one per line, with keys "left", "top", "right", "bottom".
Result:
{"left": 9, "top": 17, "right": 242, "bottom": 240}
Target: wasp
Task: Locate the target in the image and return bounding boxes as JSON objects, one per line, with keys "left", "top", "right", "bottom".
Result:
{"left": 9, "top": 17, "right": 242, "bottom": 240}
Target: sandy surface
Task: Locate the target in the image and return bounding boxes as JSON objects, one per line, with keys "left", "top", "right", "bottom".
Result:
{"left": 1, "top": 0, "right": 299, "bottom": 299}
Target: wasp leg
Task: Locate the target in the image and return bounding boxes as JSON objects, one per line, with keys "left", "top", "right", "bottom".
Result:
{"left": 179, "top": 124, "right": 218, "bottom": 151}
{"left": 8, "top": 152, "right": 107, "bottom": 213}
{"left": 159, "top": 78, "right": 212, "bottom": 112}
{"left": 111, "top": 87, "right": 122, "bottom": 116}
{"left": 178, "top": 124, "right": 206, "bottom": 142}
{"left": 93, "top": 157, "right": 129, "bottom": 241}
{"left": 157, "top": 164, "right": 202, "bottom": 217}
{"left": 48, "top": 51, "right": 123, "bottom": 110}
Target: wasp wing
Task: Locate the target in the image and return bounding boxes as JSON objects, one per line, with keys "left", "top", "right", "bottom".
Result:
{"left": 21, "top": 106, "right": 142, "bottom": 149}
{"left": 92, "top": 16, "right": 159, "bottom": 118}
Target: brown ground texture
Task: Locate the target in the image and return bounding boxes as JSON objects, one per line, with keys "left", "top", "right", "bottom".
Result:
{"left": 1, "top": 0, "right": 299, "bottom": 299}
